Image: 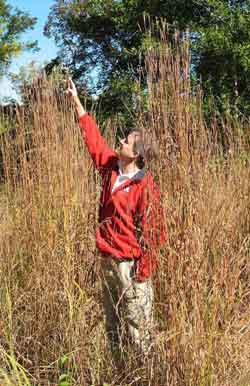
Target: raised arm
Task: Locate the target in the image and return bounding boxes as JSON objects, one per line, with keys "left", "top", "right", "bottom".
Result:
{"left": 67, "top": 79, "right": 118, "bottom": 171}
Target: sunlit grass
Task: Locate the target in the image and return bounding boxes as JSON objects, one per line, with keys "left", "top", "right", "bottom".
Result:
{"left": 1, "top": 21, "right": 250, "bottom": 385}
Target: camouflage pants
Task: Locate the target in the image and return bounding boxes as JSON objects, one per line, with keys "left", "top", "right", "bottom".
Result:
{"left": 101, "top": 258, "right": 154, "bottom": 353}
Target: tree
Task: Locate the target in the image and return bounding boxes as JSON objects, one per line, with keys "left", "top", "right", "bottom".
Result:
{"left": 0, "top": 0, "right": 37, "bottom": 76}
{"left": 45, "top": 0, "right": 250, "bottom": 116}
{"left": 193, "top": 1, "right": 250, "bottom": 116}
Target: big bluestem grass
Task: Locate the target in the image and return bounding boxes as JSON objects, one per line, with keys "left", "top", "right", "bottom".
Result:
{"left": 1, "top": 22, "right": 250, "bottom": 386}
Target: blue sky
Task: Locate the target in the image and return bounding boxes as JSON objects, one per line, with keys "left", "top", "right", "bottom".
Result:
{"left": 0, "top": 0, "right": 58, "bottom": 100}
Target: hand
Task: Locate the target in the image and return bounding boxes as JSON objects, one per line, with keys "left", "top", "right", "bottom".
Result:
{"left": 66, "top": 78, "right": 78, "bottom": 98}
{"left": 66, "top": 77, "right": 86, "bottom": 117}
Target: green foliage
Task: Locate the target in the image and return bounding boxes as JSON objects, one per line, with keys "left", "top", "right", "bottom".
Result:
{"left": 0, "top": 329, "right": 32, "bottom": 385}
{"left": 57, "top": 353, "right": 74, "bottom": 386}
{"left": 0, "top": 0, "right": 37, "bottom": 76}
{"left": 58, "top": 373, "right": 71, "bottom": 386}
{"left": 45, "top": 0, "right": 250, "bottom": 117}
{"left": 194, "top": 1, "right": 250, "bottom": 116}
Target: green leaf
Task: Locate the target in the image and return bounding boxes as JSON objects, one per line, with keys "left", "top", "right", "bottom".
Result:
{"left": 58, "top": 373, "right": 71, "bottom": 386}
{"left": 59, "top": 354, "right": 69, "bottom": 367}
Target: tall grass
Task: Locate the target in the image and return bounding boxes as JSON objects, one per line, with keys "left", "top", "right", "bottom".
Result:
{"left": 1, "top": 22, "right": 250, "bottom": 385}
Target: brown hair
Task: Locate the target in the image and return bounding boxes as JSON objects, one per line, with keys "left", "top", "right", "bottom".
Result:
{"left": 130, "top": 129, "right": 158, "bottom": 169}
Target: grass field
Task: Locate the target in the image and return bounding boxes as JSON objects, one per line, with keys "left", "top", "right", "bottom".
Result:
{"left": 1, "top": 26, "right": 250, "bottom": 386}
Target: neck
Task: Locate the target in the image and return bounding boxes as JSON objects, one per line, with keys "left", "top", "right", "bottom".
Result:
{"left": 119, "top": 159, "right": 139, "bottom": 174}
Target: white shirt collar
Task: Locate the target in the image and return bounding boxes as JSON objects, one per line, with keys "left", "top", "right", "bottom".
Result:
{"left": 118, "top": 161, "right": 144, "bottom": 179}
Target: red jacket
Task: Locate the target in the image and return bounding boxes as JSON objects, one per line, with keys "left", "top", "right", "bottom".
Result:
{"left": 79, "top": 113, "right": 166, "bottom": 281}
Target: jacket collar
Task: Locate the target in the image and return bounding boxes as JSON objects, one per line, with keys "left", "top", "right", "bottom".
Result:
{"left": 111, "top": 168, "right": 145, "bottom": 195}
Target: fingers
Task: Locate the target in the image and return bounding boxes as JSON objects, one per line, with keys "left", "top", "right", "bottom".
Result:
{"left": 66, "top": 77, "right": 77, "bottom": 97}
{"left": 68, "top": 77, "right": 75, "bottom": 89}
